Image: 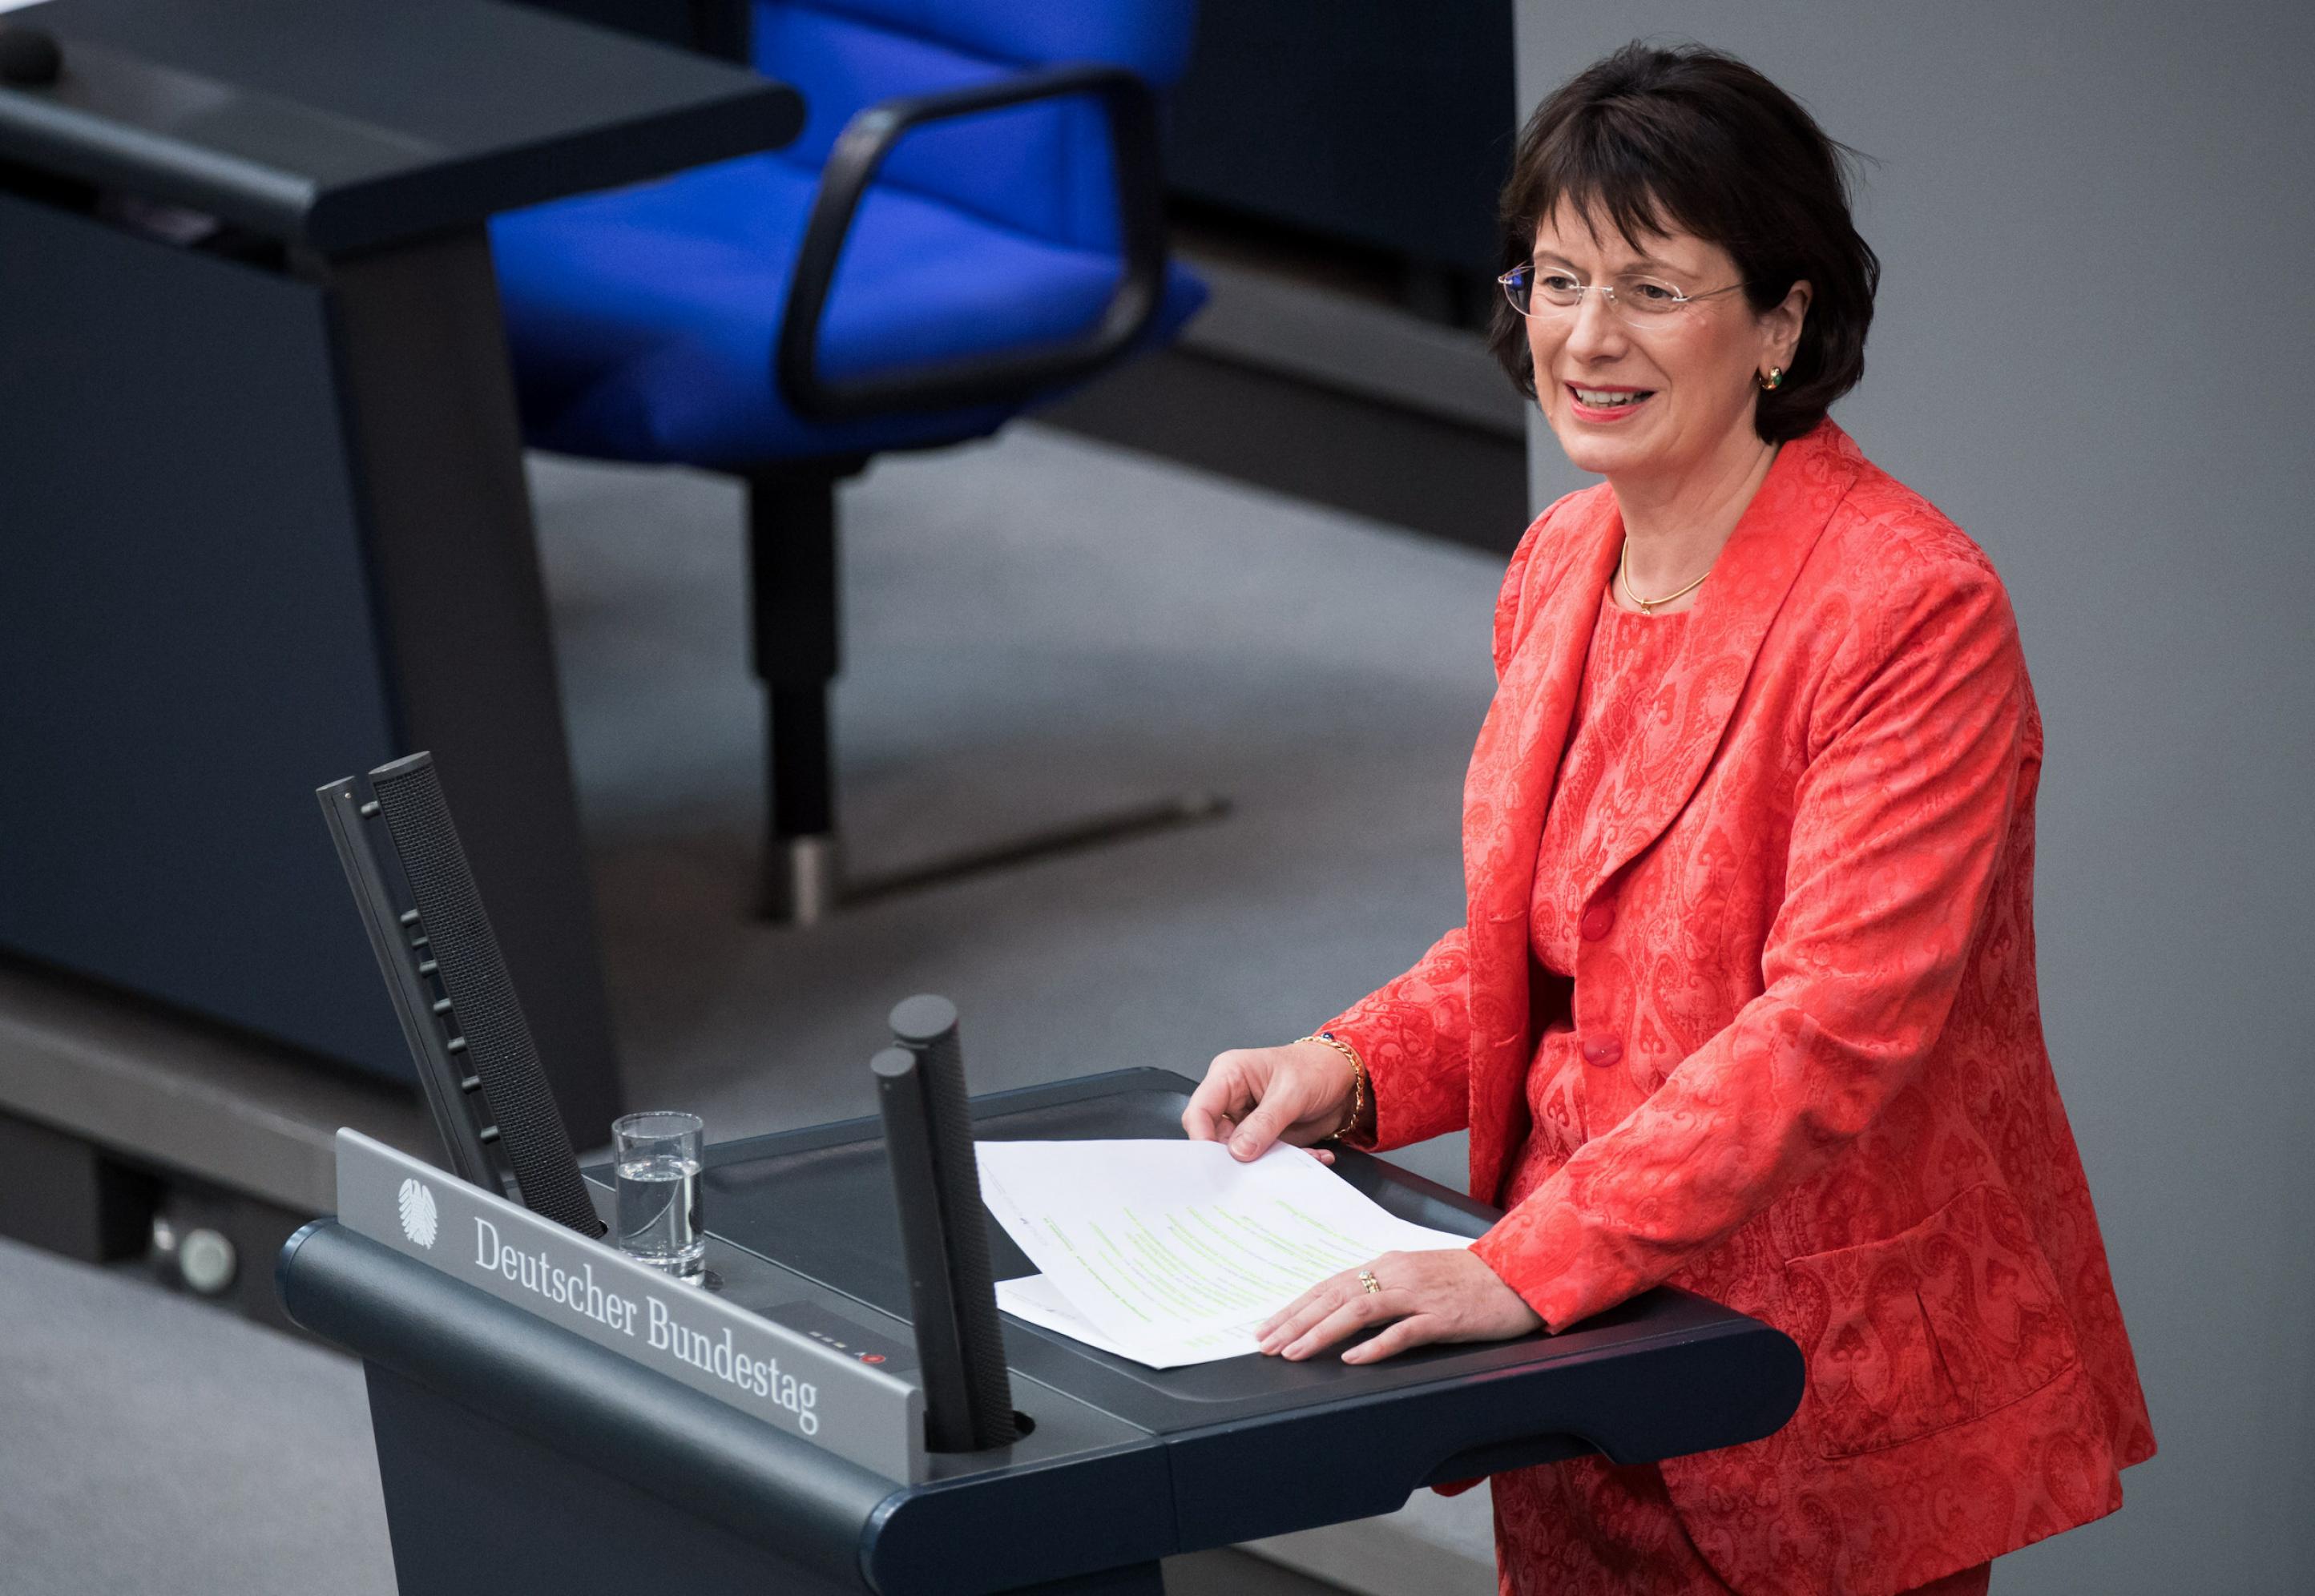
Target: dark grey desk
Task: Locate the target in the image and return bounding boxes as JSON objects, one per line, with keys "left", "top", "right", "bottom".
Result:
{"left": 0, "top": 0, "right": 801, "bottom": 1135}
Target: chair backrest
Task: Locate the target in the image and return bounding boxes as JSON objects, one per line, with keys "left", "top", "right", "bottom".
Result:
{"left": 752, "top": 0, "right": 1196, "bottom": 252}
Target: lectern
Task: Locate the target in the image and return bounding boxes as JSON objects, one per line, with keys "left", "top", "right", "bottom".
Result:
{"left": 280, "top": 1070, "right": 1804, "bottom": 1595}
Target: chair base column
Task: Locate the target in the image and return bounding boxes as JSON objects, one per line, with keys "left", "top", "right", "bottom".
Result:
{"left": 749, "top": 467, "right": 849, "bottom": 926}
{"left": 764, "top": 832, "right": 844, "bottom": 926}
{"left": 744, "top": 468, "right": 1228, "bottom": 928}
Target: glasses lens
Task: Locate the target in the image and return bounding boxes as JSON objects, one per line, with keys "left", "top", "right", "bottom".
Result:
{"left": 1619, "top": 276, "right": 1687, "bottom": 316}
{"left": 1500, "top": 268, "right": 1532, "bottom": 315}
{"left": 1532, "top": 268, "right": 1583, "bottom": 310}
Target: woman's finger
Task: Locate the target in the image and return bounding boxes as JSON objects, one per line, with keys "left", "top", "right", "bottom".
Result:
{"left": 1227, "top": 1086, "right": 1308, "bottom": 1160}
{"left": 1280, "top": 1290, "right": 1398, "bottom": 1360}
{"left": 1341, "top": 1314, "right": 1442, "bottom": 1364}
{"left": 1260, "top": 1267, "right": 1400, "bottom": 1354}
{"left": 1256, "top": 1272, "right": 1357, "bottom": 1344}
{"left": 1180, "top": 1078, "right": 1231, "bottom": 1141}
{"left": 1226, "top": 1108, "right": 1283, "bottom": 1159}
{"left": 1255, "top": 1285, "right": 1333, "bottom": 1348}
{"left": 1182, "top": 1062, "right": 1249, "bottom": 1142}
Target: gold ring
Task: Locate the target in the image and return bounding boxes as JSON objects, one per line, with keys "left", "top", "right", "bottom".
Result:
{"left": 1358, "top": 1270, "right": 1381, "bottom": 1296}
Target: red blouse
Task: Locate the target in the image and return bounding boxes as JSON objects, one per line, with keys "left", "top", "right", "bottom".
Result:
{"left": 1507, "top": 588, "right": 1691, "bottom": 1215}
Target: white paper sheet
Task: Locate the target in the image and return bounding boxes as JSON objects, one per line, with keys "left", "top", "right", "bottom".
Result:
{"left": 991, "top": 1272, "right": 1220, "bottom": 1364}
{"left": 976, "top": 1139, "right": 1471, "bottom": 1368}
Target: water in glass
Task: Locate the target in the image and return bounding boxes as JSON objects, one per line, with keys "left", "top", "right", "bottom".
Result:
{"left": 615, "top": 1154, "right": 703, "bottom": 1278}
{"left": 610, "top": 1110, "right": 706, "bottom": 1281}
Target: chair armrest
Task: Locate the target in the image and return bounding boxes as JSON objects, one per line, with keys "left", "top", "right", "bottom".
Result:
{"left": 776, "top": 63, "right": 1168, "bottom": 423}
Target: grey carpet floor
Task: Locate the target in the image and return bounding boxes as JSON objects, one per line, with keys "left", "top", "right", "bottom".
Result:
{"left": 0, "top": 1236, "right": 397, "bottom": 1596}
{"left": 0, "top": 421, "right": 1511, "bottom": 1593}
{"left": 534, "top": 421, "right": 1498, "bottom": 1189}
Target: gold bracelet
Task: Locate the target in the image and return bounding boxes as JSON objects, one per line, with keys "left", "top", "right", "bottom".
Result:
{"left": 1296, "top": 1032, "right": 1367, "bottom": 1140}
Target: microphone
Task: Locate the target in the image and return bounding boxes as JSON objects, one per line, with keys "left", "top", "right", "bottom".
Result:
{"left": 0, "top": 26, "right": 63, "bottom": 87}
{"left": 873, "top": 996, "right": 1018, "bottom": 1452}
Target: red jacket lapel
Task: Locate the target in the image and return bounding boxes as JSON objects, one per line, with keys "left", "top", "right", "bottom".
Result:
{"left": 1464, "top": 492, "right": 1622, "bottom": 926}
{"left": 1459, "top": 490, "right": 1620, "bottom": 1199}
{"left": 1587, "top": 422, "right": 1865, "bottom": 893}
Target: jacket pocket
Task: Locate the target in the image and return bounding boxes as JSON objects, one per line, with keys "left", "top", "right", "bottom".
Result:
{"left": 1781, "top": 1183, "right": 2082, "bottom": 1460}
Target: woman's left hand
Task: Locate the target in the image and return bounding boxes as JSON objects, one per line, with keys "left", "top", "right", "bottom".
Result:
{"left": 1256, "top": 1247, "right": 1543, "bottom": 1364}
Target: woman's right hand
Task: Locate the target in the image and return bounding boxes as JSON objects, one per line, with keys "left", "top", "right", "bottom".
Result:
{"left": 1183, "top": 1040, "right": 1358, "bottom": 1162}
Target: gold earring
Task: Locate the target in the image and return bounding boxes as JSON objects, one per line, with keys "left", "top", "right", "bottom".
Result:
{"left": 1757, "top": 366, "right": 1785, "bottom": 391}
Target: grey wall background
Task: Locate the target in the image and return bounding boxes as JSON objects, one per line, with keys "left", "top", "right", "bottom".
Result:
{"left": 1512, "top": 6, "right": 2315, "bottom": 1591}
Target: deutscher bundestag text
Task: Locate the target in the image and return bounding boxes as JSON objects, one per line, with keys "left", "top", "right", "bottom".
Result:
{"left": 472, "top": 1217, "right": 820, "bottom": 1433}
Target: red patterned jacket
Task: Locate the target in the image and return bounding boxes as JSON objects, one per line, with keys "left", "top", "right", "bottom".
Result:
{"left": 1325, "top": 421, "right": 2155, "bottom": 1594}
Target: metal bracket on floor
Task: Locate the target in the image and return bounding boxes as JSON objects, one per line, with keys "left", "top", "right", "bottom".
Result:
{"left": 764, "top": 792, "right": 1231, "bottom": 925}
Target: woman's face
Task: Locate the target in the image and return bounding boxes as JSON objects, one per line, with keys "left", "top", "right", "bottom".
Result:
{"left": 1525, "top": 203, "right": 1808, "bottom": 486}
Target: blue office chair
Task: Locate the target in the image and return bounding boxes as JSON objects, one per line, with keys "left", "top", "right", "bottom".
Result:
{"left": 489, "top": 0, "right": 1209, "bottom": 922}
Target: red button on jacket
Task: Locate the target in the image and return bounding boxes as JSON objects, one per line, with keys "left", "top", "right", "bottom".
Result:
{"left": 1580, "top": 1035, "right": 1623, "bottom": 1067}
{"left": 1579, "top": 903, "right": 1615, "bottom": 941}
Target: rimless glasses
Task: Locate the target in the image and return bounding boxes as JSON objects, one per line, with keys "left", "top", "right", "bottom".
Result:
{"left": 1498, "top": 263, "right": 1749, "bottom": 321}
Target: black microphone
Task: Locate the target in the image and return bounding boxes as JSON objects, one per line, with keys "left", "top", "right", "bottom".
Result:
{"left": 873, "top": 996, "right": 1018, "bottom": 1452}
{"left": 0, "top": 26, "right": 63, "bottom": 87}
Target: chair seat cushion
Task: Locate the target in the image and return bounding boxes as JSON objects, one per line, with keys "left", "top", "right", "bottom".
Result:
{"left": 490, "top": 151, "right": 1205, "bottom": 466}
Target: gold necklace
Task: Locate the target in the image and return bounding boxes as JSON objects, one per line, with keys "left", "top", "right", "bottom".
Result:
{"left": 1619, "top": 539, "right": 1711, "bottom": 615}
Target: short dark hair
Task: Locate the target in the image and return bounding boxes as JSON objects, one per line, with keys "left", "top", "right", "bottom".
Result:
{"left": 1490, "top": 42, "right": 1879, "bottom": 443}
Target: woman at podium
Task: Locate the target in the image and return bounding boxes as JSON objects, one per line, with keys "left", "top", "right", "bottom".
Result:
{"left": 1184, "top": 41, "right": 2154, "bottom": 1596}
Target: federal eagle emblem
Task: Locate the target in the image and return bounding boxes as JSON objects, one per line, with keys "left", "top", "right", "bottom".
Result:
{"left": 397, "top": 1177, "right": 439, "bottom": 1249}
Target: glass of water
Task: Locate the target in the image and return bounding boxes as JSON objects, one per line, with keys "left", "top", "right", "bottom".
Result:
{"left": 611, "top": 1110, "right": 705, "bottom": 1282}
